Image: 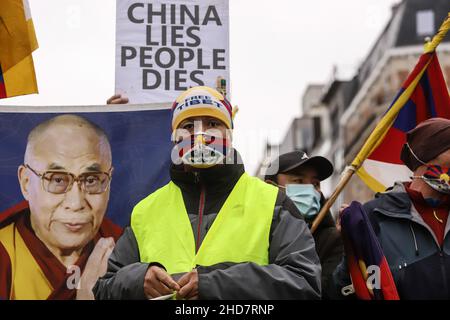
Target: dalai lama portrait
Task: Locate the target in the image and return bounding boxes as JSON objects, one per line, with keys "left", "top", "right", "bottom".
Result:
{"left": 0, "top": 114, "right": 122, "bottom": 300}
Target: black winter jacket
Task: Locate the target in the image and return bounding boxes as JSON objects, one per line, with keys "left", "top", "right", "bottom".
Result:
{"left": 311, "top": 204, "right": 343, "bottom": 299}
{"left": 93, "top": 160, "right": 321, "bottom": 300}
{"left": 332, "top": 182, "right": 450, "bottom": 299}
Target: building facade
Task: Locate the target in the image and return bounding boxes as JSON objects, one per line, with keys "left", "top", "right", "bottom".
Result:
{"left": 256, "top": 0, "right": 450, "bottom": 211}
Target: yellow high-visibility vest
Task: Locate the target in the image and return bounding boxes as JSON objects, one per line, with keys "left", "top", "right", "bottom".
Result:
{"left": 131, "top": 173, "right": 278, "bottom": 274}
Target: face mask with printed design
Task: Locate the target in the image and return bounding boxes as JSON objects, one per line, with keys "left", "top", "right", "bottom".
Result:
{"left": 405, "top": 143, "right": 450, "bottom": 195}
{"left": 173, "top": 132, "right": 230, "bottom": 168}
{"left": 416, "top": 164, "right": 450, "bottom": 194}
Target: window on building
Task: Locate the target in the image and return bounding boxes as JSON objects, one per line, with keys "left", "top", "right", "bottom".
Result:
{"left": 331, "top": 107, "right": 339, "bottom": 137}
{"left": 313, "top": 116, "right": 322, "bottom": 149}
{"left": 334, "top": 148, "right": 344, "bottom": 172}
{"left": 416, "top": 10, "right": 435, "bottom": 37}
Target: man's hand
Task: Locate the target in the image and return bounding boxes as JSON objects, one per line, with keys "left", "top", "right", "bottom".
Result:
{"left": 144, "top": 266, "right": 180, "bottom": 299}
{"left": 107, "top": 94, "right": 129, "bottom": 105}
{"left": 336, "top": 203, "right": 349, "bottom": 233}
{"left": 76, "top": 237, "right": 115, "bottom": 300}
{"left": 176, "top": 269, "right": 199, "bottom": 300}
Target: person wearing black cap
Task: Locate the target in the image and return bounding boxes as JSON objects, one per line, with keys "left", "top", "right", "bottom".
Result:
{"left": 264, "top": 150, "right": 343, "bottom": 299}
{"left": 333, "top": 117, "right": 450, "bottom": 299}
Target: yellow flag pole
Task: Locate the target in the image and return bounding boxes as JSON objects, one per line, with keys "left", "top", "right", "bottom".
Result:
{"left": 311, "top": 166, "right": 356, "bottom": 233}
{"left": 311, "top": 12, "right": 450, "bottom": 234}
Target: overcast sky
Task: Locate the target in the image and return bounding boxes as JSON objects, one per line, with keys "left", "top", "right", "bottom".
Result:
{"left": 0, "top": 0, "right": 400, "bottom": 175}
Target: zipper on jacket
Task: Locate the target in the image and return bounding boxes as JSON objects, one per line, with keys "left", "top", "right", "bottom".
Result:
{"left": 193, "top": 171, "right": 200, "bottom": 184}
{"left": 409, "top": 224, "right": 419, "bottom": 256}
{"left": 439, "top": 247, "right": 449, "bottom": 296}
{"left": 196, "top": 186, "right": 206, "bottom": 253}
{"left": 376, "top": 208, "right": 442, "bottom": 250}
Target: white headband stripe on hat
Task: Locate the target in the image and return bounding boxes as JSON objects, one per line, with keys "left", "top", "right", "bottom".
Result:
{"left": 172, "top": 106, "right": 232, "bottom": 131}
{"left": 172, "top": 86, "right": 233, "bottom": 130}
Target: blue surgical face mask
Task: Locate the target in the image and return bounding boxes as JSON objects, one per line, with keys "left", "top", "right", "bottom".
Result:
{"left": 285, "top": 184, "right": 321, "bottom": 220}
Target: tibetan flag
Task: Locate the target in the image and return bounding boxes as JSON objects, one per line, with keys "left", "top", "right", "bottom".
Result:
{"left": 341, "top": 201, "right": 400, "bottom": 300}
{"left": 0, "top": 0, "right": 38, "bottom": 99}
{"left": 352, "top": 13, "right": 450, "bottom": 192}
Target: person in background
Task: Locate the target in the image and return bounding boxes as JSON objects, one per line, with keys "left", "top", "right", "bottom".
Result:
{"left": 264, "top": 150, "right": 343, "bottom": 299}
{"left": 333, "top": 118, "right": 450, "bottom": 299}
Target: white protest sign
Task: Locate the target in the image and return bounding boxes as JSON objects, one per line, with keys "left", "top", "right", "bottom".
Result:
{"left": 116, "top": 0, "right": 230, "bottom": 104}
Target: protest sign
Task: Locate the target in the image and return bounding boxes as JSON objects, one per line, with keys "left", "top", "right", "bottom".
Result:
{"left": 115, "top": 0, "right": 230, "bottom": 103}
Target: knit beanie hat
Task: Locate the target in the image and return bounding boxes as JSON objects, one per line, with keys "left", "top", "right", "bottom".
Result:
{"left": 171, "top": 86, "right": 233, "bottom": 131}
{"left": 400, "top": 117, "right": 450, "bottom": 171}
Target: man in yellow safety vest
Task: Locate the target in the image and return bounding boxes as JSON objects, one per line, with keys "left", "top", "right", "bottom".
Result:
{"left": 94, "top": 86, "right": 321, "bottom": 300}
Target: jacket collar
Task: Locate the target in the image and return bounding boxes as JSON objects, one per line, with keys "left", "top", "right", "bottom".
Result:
{"left": 371, "top": 182, "right": 414, "bottom": 219}
{"left": 372, "top": 182, "right": 441, "bottom": 226}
